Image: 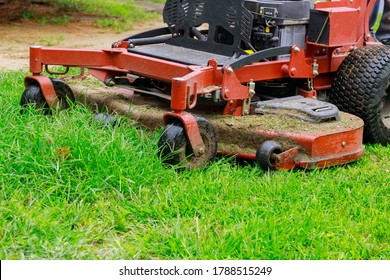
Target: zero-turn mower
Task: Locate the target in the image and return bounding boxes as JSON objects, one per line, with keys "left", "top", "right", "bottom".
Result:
{"left": 21, "top": 0, "right": 390, "bottom": 170}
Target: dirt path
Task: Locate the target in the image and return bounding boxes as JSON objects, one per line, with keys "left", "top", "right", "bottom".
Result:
{"left": 0, "top": 8, "right": 164, "bottom": 71}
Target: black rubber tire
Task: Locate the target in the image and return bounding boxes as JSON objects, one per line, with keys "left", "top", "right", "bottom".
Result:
{"left": 51, "top": 79, "right": 75, "bottom": 111}
{"left": 93, "top": 112, "right": 121, "bottom": 127}
{"left": 329, "top": 45, "right": 390, "bottom": 144}
{"left": 20, "top": 83, "right": 50, "bottom": 114}
{"left": 20, "top": 79, "right": 75, "bottom": 114}
{"left": 256, "top": 140, "right": 283, "bottom": 170}
{"left": 158, "top": 116, "right": 218, "bottom": 170}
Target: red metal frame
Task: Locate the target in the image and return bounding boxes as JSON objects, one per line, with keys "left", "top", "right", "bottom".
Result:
{"left": 24, "top": 0, "right": 376, "bottom": 169}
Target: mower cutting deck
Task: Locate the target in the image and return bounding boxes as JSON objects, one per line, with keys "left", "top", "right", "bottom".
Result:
{"left": 67, "top": 82, "right": 364, "bottom": 170}
{"left": 20, "top": 0, "right": 390, "bottom": 170}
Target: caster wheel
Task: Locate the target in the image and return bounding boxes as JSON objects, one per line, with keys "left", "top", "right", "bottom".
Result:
{"left": 20, "top": 79, "right": 75, "bottom": 114}
{"left": 20, "top": 83, "right": 50, "bottom": 114}
{"left": 158, "top": 116, "right": 217, "bottom": 170}
{"left": 93, "top": 113, "right": 121, "bottom": 127}
{"left": 256, "top": 140, "right": 283, "bottom": 170}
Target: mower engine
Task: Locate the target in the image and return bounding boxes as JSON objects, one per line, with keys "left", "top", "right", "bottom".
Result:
{"left": 244, "top": 0, "right": 311, "bottom": 53}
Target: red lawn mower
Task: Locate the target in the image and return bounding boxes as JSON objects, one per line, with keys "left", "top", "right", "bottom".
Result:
{"left": 21, "top": 0, "right": 390, "bottom": 170}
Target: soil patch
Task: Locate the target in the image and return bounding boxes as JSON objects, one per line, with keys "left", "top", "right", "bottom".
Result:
{"left": 0, "top": 1, "right": 164, "bottom": 71}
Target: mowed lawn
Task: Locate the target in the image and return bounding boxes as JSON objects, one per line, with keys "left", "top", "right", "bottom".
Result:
{"left": 0, "top": 71, "right": 389, "bottom": 259}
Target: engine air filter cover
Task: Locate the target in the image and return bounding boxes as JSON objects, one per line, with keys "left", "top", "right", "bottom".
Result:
{"left": 244, "top": 0, "right": 311, "bottom": 22}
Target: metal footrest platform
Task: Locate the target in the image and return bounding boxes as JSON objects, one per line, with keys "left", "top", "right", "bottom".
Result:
{"left": 254, "top": 96, "right": 340, "bottom": 123}
{"left": 128, "top": 44, "right": 232, "bottom": 66}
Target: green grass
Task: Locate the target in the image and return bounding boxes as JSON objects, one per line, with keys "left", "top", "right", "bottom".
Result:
{"left": 37, "top": 34, "right": 65, "bottom": 47}
{"left": 0, "top": 71, "right": 389, "bottom": 260}
{"left": 38, "top": 15, "right": 74, "bottom": 26}
{"left": 372, "top": 12, "right": 383, "bottom": 33}
{"left": 27, "top": 0, "right": 165, "bottom": 32}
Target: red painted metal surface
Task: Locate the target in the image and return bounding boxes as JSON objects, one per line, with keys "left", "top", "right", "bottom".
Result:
{"left": 314, "top": 0, "right": 376, "bottom": 46}
{"left": 170, "top": 65, "right": 221, "bottom": 112}
{"left": 274, "top": 148, "right": 300, "bottom": 170}
{"left": 29, "top": 46, "right": 193, "bottom": 82}
{"left": 216, "top": 121, "right": 364, "bottom": 170}
{"left": 317, "top": 7, "right": 360, "bottom": 47}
